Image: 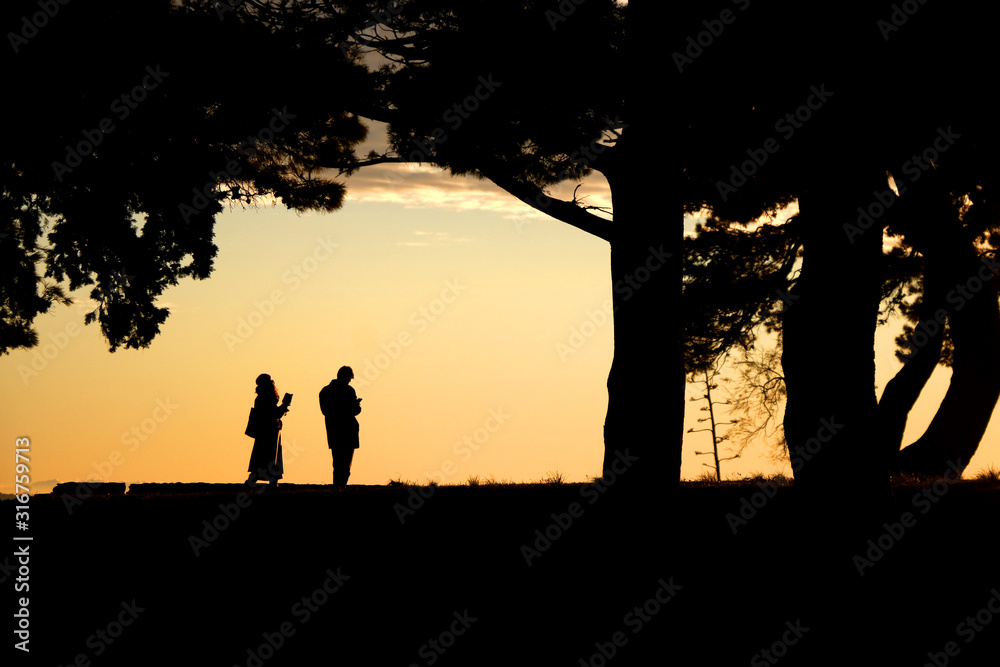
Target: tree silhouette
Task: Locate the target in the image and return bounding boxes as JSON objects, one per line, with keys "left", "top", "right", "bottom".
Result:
{"left": 879, "top": 145, "right": 1000, "bottom": 477}
{"left": 727, "top": 344, "right": 786, "bottom": 463}
{"left": 863, "top": 4, "right": 1000, "bottom": 485}
{"left": 191, "top": 0, "right": 692, "bottom": 493}
{"left": 683, "top": 218, "right": 799, "bottom": 375}
{"left": 0, "top": 162, "right": 73, "bottom": 352}
{"left": 688, "top": 363, "right": 737, "bottom": 483}
{"left": 681, "top": 1, "right": 1000, "bottom": 513}
{"left": 7, "top": 0, "right": 1000, "bottom": 507}
{"left": 0, "top": 1, "right": 368, "bottom": 351}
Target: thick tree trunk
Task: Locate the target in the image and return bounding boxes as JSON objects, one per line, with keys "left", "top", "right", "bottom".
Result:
{"left": 876, "top": 267, "right": 946, "bottom": 460}
{"left": 896, "top": 246, "right": 1000, "bottom": 476}
{"left": 781, "top": 166, "right": 892, "bottom": 514}
{"left": 600, "top": 139, "right": 683, "bottom": 501}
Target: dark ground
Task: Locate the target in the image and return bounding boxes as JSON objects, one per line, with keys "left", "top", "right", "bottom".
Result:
{"left": 5, "top": 478, "right": 999, "bottom": 666}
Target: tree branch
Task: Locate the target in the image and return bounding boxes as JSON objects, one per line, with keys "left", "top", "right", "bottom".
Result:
{"left": 479, "top": 169, "right": 614, "bottom": 243}
{"left": 309, "top": 149, "right": 615, "bottom": 243}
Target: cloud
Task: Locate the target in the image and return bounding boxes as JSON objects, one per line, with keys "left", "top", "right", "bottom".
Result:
{"left": 396, "top": 230, "right": 474, "bottom": 247}
{"left": 326, "top": 119, "right": 613, "bottom": 222}
{"left": 337, "top": 162, "right": 612, "bottom": 222}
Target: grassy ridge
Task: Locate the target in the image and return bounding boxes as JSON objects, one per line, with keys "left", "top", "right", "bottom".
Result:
{"left": 8, "top": 478, "right": 999, "bottom": 665}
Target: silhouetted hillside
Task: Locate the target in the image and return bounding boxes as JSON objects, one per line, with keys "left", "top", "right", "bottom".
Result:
{"left": 7, "top": 480, "right": 998, "bottom": 665}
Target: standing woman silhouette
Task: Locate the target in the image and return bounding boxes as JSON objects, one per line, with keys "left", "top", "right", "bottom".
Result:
{"left": 246, "top": 373, "right": 289, "bottom": 488}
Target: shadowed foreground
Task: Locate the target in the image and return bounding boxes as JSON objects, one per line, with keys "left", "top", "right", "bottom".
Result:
{"left": 7, "top": 480, "right": 999, "bottom": 665}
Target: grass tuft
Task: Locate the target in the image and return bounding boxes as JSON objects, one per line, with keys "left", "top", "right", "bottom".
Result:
{"left": 481, "top": 475, "right": 516, "bottom": 487}
{"left": 972, "top": 464, "right": 1000, "bottom": 484}
{"left": 539, "top": 470, "right": 565, "bottom": 485}
{"left": 695, "top": 470, "right": 720, "bottom": 484}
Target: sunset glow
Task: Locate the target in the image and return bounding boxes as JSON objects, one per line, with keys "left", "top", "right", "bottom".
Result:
{"left": 5, "top": 166, "right": 996, "bottom": 494}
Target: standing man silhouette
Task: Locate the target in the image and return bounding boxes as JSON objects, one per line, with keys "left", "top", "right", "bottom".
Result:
{"left": 319, "top": 366, "right": 362, "bottom": 488}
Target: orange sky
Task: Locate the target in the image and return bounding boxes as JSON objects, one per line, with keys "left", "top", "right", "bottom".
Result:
{"left": 3, "top": 163, "right": 998, "bottom": 493}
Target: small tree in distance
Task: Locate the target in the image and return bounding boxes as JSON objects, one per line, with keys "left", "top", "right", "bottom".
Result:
{"left": 688, "top": 362, "right": 738, "bottom": 483}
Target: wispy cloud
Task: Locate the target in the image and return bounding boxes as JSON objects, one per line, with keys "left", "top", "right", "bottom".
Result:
{"left": 330, "top": 120, "right": 613, "bottom": 221}
{"left": 396, "top": 229, "right": 474, "bottom": 247}
{"left": 338, "top": 163, "right": 612, "bottom": 222}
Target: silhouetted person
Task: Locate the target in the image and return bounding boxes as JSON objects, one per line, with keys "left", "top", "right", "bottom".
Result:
{"left": 319, "top": 366, "right": 362, "bottom": 488}
{"left": 246, "top": 373, "right": 290, "bottom": 489}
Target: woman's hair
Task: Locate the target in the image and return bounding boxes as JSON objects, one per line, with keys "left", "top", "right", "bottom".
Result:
{"left": 255, "top": 373, "right": 279, "bottom": 401}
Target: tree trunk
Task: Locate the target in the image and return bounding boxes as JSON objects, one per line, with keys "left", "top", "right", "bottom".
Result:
{"left": 600, "top": 138, "right": 684, "bottom": 502}
{"left": 896, "top": 245, "right": 1000, "bottom": 476}
{"left": 781, "top": 166, "right": 892, "bottom": 515}
{"left": 876, "top": 266, "right": 946, "bottom": 461}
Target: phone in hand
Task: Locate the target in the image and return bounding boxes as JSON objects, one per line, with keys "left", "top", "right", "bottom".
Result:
{"left": 282, "top": 393, "right": 293, "bottom": 405}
